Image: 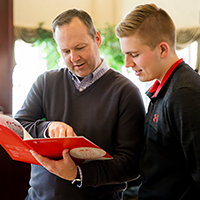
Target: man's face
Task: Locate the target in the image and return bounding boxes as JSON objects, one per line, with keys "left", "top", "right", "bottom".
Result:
{"left": 120, "top": 34, "right": 163, "bottom": 82}
{"left": 54, "top": 17, "right": 101, "bottom": 79}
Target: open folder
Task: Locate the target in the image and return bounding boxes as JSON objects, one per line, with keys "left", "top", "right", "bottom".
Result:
{"left": 0, "top": 114, "right": 112, "bottom": 165}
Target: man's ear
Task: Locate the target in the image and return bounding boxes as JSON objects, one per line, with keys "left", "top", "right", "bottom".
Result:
{"left": 159, "top": 42, "right": 169, "bottom": 59}
{"left": 95, "top": 31, "right": 102, "bottom": 48}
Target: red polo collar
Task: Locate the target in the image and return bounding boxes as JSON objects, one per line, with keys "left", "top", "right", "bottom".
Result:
{"left": 149, "top": 58, "right": 183, "bottom": 98}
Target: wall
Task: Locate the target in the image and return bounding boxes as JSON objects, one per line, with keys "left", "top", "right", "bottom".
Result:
{"left": 14, "top": 0, "right": 120, "bottom": 30}
{"left": 14, "top": 0, "right": 200, "bottom": 30}
{"left": 120, "top": 0, "right": 200, "bottom": 29}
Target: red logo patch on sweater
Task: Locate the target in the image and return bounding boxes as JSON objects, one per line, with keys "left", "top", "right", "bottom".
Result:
{"left": 153, "top": 114, "right": 159, "bottom": 123}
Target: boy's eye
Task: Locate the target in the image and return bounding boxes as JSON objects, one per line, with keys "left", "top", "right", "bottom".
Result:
{"left": 131, "top": 54, "right": 139, "bottom": 58}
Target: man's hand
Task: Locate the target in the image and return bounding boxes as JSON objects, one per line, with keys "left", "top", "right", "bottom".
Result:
{"left": 30, "top": 148, "right": 77, "bottom": 181}
{"left": 47, "top": 122, "right": 77, "bottom": 138}
{"left": 35, "top": 122, "right": 78, "bottom": 180}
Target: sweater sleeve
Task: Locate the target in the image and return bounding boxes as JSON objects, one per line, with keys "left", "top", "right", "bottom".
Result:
{"left": 15, "top": 73, "right": 50, "bottom": 138}
{"left": 80, "top": 86, "right": 145, "bottom": 187}
{"left": 167, "top": 88, "right": 200, "bottom": 188}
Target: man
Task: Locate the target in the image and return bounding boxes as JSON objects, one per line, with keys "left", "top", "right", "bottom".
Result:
{"left": 15, "top": 9, "right": 145, "bottom": 200}
{"left": 116, "top": 3, "right": 200, "bottom": 199}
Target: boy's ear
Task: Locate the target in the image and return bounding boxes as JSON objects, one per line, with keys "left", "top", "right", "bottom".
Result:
{"left": 159, "top": 42, "right": 169, "bottom": 58}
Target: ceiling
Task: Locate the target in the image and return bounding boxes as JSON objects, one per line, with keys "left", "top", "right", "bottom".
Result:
{"left": 14, "top": 0, "right": 200, "bottom": 30}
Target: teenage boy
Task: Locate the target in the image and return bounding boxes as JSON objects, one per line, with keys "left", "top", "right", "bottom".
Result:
{"left": 116, "top": 3, "right": 200, "bottom": 199}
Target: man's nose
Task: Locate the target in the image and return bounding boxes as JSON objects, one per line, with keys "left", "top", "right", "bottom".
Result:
{"left": 70, "top": 51, "right": 79, "bottom": 63}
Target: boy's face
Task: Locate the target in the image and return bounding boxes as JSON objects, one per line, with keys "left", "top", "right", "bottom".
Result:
{"left": 119, "top": 34, "right": 164, "bottom": 82}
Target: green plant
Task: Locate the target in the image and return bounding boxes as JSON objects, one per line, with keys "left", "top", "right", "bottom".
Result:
{"left": 99, "top": 23, "right": 125, "bottom": 72}
{"left": 32, "top": 23, "right": 61, "bottom": 70}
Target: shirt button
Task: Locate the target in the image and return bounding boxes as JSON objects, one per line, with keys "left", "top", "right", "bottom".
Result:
{"left": 79, "top": 88, "right": 83, "bottom": 92}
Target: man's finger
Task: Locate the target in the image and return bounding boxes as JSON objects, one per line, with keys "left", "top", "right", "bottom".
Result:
{"left": 66, "top": 126, "right": 77, "bottom": 137}
{"left": 30, "top": 150, "right": 52, "bottom": 167}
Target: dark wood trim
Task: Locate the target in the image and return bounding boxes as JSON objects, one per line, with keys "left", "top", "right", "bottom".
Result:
{"left": 0, "top": 1, "right": 30, "bottom": 199}
{"left": 0, "top": 0, "right": 14, "bottom": 114}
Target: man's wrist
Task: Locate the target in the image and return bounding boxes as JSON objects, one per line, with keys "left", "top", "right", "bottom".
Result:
{"left": 71, "top": 166, "right": 82, "bottom": 187}
{"left": 43, "top": 122, "right": 53, "bottom": 138}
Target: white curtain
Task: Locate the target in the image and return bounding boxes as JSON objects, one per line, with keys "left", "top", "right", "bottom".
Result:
{"left": 176, "top": 26, "right": 200, "bottom": 72}
{"left": 14, "top": 26, "right": 200, "bottom": 72}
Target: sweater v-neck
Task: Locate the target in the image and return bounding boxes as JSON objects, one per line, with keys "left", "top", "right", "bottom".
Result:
{"left": 68, "top": 69, "right": 113, "bottom": 96}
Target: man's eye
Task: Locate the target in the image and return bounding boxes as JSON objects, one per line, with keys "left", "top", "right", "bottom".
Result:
{"left": 63, "top": 50, "right": 70, "bottom": 54}
{"left": 77, "top": 46, "right": 84, "bottom": 50}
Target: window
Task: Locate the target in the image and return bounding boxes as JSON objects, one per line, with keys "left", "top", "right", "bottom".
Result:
{"left": 176, "top": 41, "right": 198, "bottom": 70}
{"left": 13, "top": 40, "right": 47, "bottom": 115}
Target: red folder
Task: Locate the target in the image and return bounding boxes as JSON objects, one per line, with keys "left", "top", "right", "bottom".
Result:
{"left": 0, "top": 115, "right": 112, "bottom": 165}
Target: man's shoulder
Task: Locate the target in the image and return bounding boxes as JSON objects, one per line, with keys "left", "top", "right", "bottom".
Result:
{"left": 169, "top": 64, "right": 200, "bottom": 92}
{"left": 106, "top": 69, "right": 138, "bottom": 88}
{"left": 35, "top": 68, "right": 69, "bottom": 83}
{"left": 33, "top": 68, "right": 70, "bottom": 89}
{"left": 42, "top": 67, "right": 68, "bottom": 77}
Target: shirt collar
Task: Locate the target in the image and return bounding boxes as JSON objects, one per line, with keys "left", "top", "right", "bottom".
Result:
{"left": 68, "top": 58, "right": 109, "bottom": 91}
{"left": 147, "top": 58, "right": 183, "bottom": 98}
{"left": 68, "top": 58, "right": 108, "bottom": 80}
{"left": 91, "top": 58, "right": 109, "bottom": 81}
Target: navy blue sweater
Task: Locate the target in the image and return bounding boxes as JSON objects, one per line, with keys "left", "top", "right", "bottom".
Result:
{"left": 15, "top": 68, "right": 145, "bottom": 200}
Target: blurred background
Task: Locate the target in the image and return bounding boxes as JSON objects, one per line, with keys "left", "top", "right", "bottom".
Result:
{"left": 0, "top": 1, "right": 200, "bottom": 199}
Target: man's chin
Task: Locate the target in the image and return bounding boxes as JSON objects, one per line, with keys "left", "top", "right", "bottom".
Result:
{"left": 74, "top": 72, "right": 88, "bottom": 80}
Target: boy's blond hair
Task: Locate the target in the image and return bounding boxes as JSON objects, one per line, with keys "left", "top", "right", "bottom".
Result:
{"left": 116, "top": 3, "right": 176, "bottom": 50}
